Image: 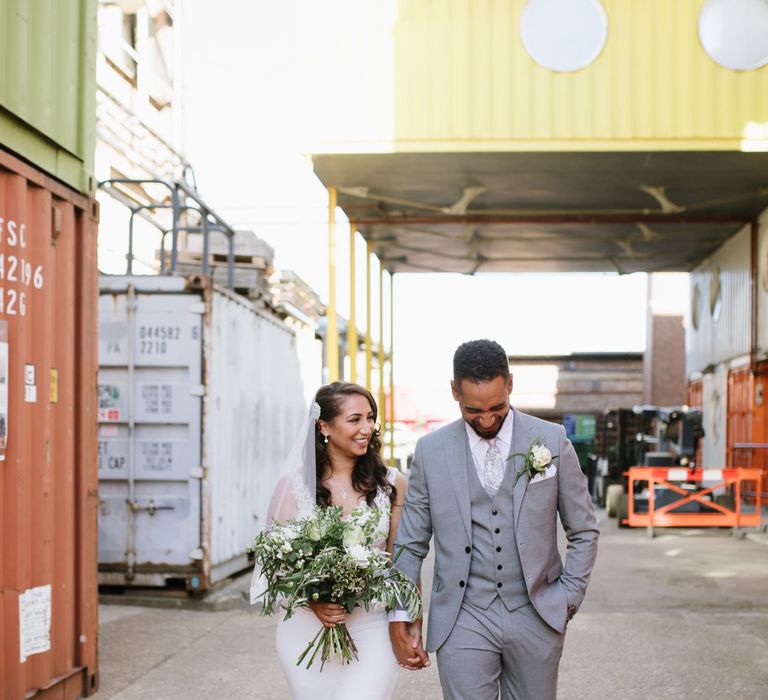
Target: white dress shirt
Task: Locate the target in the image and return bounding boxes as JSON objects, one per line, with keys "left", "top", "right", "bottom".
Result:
{"left": 465, "top": 408, "right": 514, "bottom": 490}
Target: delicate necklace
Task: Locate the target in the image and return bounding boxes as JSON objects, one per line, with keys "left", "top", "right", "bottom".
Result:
{"left": 328, "top": 475, "right": 352, "bottom": 502}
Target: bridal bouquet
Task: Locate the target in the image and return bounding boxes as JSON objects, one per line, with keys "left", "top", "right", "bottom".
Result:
{"left": 250, "top": 505, "right": 422, "bottom": 670}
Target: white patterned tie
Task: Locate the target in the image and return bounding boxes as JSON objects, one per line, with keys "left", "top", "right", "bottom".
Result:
{"left": 483, "top": 438, "right": 503, "bottom": 496}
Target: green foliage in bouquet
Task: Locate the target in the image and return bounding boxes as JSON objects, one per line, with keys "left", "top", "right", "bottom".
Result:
{"left": 250, "top": 505, "right": 422, "bottom": 670}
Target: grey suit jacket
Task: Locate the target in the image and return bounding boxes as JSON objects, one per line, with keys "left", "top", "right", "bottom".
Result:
{"left": 393, "top": 409, "right": 599, "bottom": 652}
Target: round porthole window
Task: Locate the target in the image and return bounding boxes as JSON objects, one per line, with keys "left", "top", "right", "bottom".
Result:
{"left": 699, "top": 0, "right": 768, "bottom": 71}
{"left": 691, "top": 283, "right": 702, "bottom": 331}
{"left": 520, "top": 0, "right": 608, "bottom": 73}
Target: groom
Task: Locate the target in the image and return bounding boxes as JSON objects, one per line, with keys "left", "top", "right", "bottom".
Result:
{"left": 390, "top": 339, "right": 599, "bottom": 699}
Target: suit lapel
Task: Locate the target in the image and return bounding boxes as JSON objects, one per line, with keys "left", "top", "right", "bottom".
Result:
{"left": 511, "top": 409, "right": 535, "bottom": 527}
{"left": 442, "top": 419, "right": 472, "bottom": 540}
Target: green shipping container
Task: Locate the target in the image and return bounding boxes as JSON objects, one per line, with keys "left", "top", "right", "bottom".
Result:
{"left": 0, "top": 0, "right": 97, "bottom": 194}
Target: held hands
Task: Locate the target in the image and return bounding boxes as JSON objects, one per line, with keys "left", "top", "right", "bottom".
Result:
{"left": 309, "top": 601, "right": 346, "bottom": 628}
{"left": 389, "top": 620, "right": 430, "bottom": 671}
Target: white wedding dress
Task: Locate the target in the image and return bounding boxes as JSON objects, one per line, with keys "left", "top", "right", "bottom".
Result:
{"left": 273, "top": 467, "right": 399, "bottom": 700}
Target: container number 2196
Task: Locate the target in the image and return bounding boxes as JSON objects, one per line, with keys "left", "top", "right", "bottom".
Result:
{"left": 0, "top": 253, "right": 44, "bottom": 316}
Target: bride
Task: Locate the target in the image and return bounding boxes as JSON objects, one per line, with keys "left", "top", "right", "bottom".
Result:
{"left": 252, "top": 382, "right": 409, "bottom": 700}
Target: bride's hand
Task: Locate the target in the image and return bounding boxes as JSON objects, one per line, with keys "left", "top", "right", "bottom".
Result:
{"left": 309, "top": 601, "right": 346, "bottom": 628}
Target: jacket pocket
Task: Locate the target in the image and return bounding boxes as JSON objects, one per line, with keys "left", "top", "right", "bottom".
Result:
{"left": 528, "top": 474, "right": 557, "bottom": 489}
{"left": 547, "top": 562, "right": 563, "bottom": 583}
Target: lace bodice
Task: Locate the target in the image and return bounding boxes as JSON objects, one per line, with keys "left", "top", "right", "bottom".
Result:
{"left": 370, "top": 467, "right": 398, "bottom": 550}
{"left": 289, "top": 466, "right": 398, "bottom": 550}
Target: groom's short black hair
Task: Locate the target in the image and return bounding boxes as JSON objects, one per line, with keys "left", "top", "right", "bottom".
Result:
{"left": 453, "top": 339, "right": 510, "bottom": 384}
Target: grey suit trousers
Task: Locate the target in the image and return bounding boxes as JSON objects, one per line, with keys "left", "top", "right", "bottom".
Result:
{"left": 436, "top": 599, "right": 565, "bottom": 700}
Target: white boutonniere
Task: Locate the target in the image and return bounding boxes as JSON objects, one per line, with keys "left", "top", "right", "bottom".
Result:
{"left": 512, "top": 438, "right": 557, "bottom": 485}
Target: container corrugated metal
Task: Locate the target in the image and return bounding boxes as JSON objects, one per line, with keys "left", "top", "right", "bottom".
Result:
{"left": 0, "top": 0, "right": 97, "bottom": 193}
{"left": 207, "top": 290, "right": 307, "bottom": 576}
{"left": 701, "top": 369, "right": 728, "bottom": 468}
{"left": 687, "top": 227, "right": 751, "bottom": 375}
{"left": 752, "top": 373, "right": 768, "bottom": 498}
{"left": 757, "top": 208, "right": 768, "bottom": 359}
{"left": 727, "top": 368, "right": 754, "bottom": 468}
{"left": 0, "top": 148, "right": 99, "bottom": 699}
{"left": 314, "top": 0, "right": 768, "bottom": 152}
{"left": 725, "top": 368, "right": 768, "bottom": 500}
{"left": 97, "top": 276, "right": 308, "bottom": 590}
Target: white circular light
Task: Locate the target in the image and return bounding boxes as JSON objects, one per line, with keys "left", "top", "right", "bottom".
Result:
{"left": 691, "top": 284, "right": 702, "bottom": 331}
{"left": 520, "top": 0, "right": 608, "bottom": 73}
{"left": 699, "top": 0, "right": 768, "bottom": 71}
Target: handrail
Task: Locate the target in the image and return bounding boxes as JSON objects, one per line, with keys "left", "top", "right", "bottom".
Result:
{"left": 97, "top": 177, "right": 236, "bottom": 288}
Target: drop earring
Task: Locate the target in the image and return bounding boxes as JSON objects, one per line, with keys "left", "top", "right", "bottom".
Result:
{"left": 323, "top": 434, "right": 329, "bottom": 444}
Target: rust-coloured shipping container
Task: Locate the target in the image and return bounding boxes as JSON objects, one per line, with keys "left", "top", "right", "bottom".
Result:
{"left": 727, "top": 368, "right": 754, "bottom": 468}
{"left": 753, "top": 372, "right": 768, "bottom": 500}
{"left": 0, "top": 148, "right": 99, "bottom": 699}
{"left": 727, "top": 367, "right": 768, "bottom": 500}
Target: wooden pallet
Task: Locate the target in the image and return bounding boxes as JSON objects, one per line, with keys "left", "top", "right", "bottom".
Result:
{"left": 172, "top": 260, "right": 271, "bottom": 293}
{"left": 174, "top": 249, "right": 273, "bottom": 271}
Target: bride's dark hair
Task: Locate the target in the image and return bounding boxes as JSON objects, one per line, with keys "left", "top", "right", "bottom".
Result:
{"left": 314, "top": 382, "right": 396, "bottom": 509}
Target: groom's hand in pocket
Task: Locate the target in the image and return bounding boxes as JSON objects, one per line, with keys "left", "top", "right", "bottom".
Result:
{"left": 389, "top": 620, "right": 430, "bottom": 670}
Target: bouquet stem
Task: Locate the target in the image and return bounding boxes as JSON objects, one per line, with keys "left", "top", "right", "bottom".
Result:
{"left": 296, "top": 623, "right": 359, "bottom": 670}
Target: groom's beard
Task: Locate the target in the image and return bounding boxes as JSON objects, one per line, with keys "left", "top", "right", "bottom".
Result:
{"left": 467, "top": 410, "right": 509, "bottom": 440}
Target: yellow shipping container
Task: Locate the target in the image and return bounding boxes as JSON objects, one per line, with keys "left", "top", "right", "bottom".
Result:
{"left": 314, "top": 0, "right": 768, "bottom": 153}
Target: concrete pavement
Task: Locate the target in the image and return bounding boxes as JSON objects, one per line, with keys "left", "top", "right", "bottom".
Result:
{"left": 93, "top": 511, "right": 768, "bottom": 699}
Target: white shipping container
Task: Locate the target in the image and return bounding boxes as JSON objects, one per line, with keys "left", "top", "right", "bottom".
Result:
{"left": 687, "top": 226, "right": 751, "bottom": 376}
{"left": 756, "top": 208, "right": 768, "bottom": 359}
{"left": 97, "top": 275, "right": 308, "bottom": 590}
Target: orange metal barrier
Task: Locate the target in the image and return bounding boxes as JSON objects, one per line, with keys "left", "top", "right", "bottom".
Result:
{"left": 623, "top": 467, "right": 763, "bottom": 531}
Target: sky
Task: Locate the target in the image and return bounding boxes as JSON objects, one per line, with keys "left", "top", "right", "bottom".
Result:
{"left": 176, "top": 1, "right": 674, "bottom": 418}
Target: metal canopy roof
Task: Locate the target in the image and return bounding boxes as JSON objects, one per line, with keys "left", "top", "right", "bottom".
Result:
{"left": 312, "top": 151, "right": 768, "bottom": 274}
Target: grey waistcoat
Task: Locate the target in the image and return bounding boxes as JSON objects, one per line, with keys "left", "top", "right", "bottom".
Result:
{"left": 465, "top": 445, "right": 530, "bottom": 611}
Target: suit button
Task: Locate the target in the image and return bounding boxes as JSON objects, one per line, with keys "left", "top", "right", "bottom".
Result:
{"left": 494, "top": 528, "right": 501, "bottom": 534}
{"left": 492, "top": 509, "right": 498, "bottom": 516}
{"left": 497, "top": 582, "right": 503, "bottom": 588}
{"left": 496, "top": 546, "right": 502, "bottom": 552}
{"left": 497, "top": 564, "right": 503, "bottom": 570}
{"left": 465, "top": 546, "right": 471, "bottom": 554}
{"left": 459, "top": 580, "right": 466, "bottom": 588}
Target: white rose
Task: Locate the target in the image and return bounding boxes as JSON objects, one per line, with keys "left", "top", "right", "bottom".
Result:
{"left": 307, "top": 523, "right": 322, "bottom": 541}
{"left": 282, "top": 525, "right": 301, "bottom": 541}
{"left": 531, "top": 444, "right": 552, "bottom": 469}
{"left": 345, "top": 544, "right": 371, "bottom": 568}
{"left": 343, "top": 525, "right": 365, "bottom": 549}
